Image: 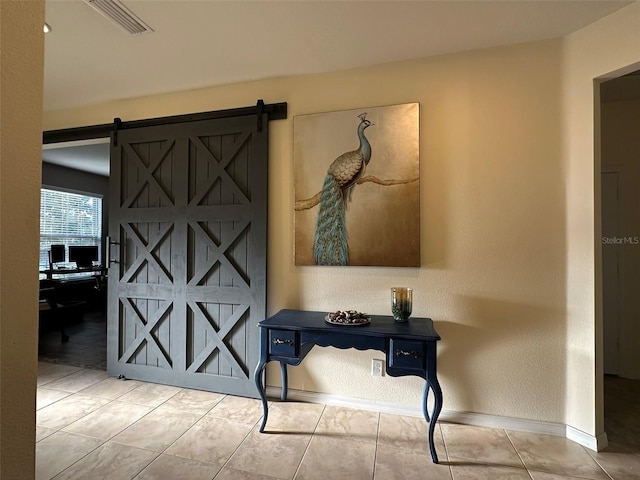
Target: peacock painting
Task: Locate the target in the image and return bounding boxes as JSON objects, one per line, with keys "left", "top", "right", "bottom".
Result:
{"left": 294, "top": 103, "right": 420, "bottom": 267}
{"left": 313, "top": 112, "right": 373, "bottom": 265}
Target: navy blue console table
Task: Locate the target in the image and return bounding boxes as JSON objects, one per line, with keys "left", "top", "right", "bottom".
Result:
{"left": 253, "top": 309, "right": 443, "bottom": 463}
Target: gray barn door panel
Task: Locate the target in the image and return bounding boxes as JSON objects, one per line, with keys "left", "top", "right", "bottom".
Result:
{"left": 107, "top": 116, "right": 267, "bottom": 397}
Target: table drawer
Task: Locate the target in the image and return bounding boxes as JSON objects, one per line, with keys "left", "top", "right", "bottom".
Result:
{"left": 388, "top": 338, "right": 426, "bottom": 371}
{"left": 268, "top": 329, "right": 299, "bottom": 358}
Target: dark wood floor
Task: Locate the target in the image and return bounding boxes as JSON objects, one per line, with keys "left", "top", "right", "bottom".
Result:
{"left": 38, "top": 306, "right": 107, "bottom": 370}
{"left": 604, "top": 374, "right": 640, "bottom": 453}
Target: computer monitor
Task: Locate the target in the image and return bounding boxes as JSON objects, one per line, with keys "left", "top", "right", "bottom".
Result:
{"left": 49, "top": 244, "right": 65, "bottom": 264}
{"left": 68, "top": 245, "right": 99, "bottom": 268}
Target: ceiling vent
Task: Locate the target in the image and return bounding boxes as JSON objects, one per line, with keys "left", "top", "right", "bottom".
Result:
{"left": 84, "top": 0, "right": 153, "bottom": 35}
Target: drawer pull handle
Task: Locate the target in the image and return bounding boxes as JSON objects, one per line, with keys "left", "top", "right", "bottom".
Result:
{"left": 273, "top": 338, "right": 293, "bottom": 346}
{"left": 395, "top": 349, "right": 422, "bottom": 359}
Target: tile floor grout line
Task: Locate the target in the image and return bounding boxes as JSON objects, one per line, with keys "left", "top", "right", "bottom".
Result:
{"left": 200, "top": 394, "right": 228, "bottom": 418}
{"left": 437, "top": 422, "right": 455, "bottom": 480}
{"left": 439, "top": 423, "right": 455, "bottom": 479}
{"left": 152, "top": 397, "right": 266, "bottom": 476}
{"left": 152, "top": 414, "right": 208, "bottom": 463}
{"left": 36, "top": 392, "right": 73, "bottom": 412}
{"left": 208, "top": 398, "right": 306, "bottom": 480}
{"left": 371, "top": 411, "right": 381, "bottom": 480}
{"left": 142, "top": 393, "right": 230, "bottom": 459}
{"left": 58, "top": 401, "right": 131, "bottom": 443}
{"left": 103, "top": 396, "right": 173, "bottom": 446}
{"left": 37, "top": 397, "right": 114, "bottom": 433}
{"left": 209, "top": 414, "right": 264, "bottom": 476}
{"left": 502, "top": 429, "right": 534, "bottom": 480}
{"left": 38, "top": 377, "right": 107, "bottom": 395}
{"left": 290, "top": 403, "right": 327, "bottom": 480}
{"left": 579, "top": 445, "right": 615, "bottom": 480}
{"left": 76, "top": 375, "right": 145, "bottom": 401}
{"left": 506, "top": 428, "right": 623, "bottom": 480}
{"left": 127, "top": 386, "right": 191, "bottom": 412}
{"left": 43, "top": 431, "right": 108, "bottom": 480}
{"left": 127, "top": 449, "right": 163, "bottom": 480}
{"left": 37, "top": 385, "right": 85, "bottom": 397}
{"left": 37, "top": 369, "right": 85, "bottom": 388}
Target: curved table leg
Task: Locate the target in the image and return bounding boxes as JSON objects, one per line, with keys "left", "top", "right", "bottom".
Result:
{"left": 425, "top": 377, "right": 443, "bottom": 464}
{"left": 254, "top": 360, "right": 269, "bottom": 432}
{"left": 422, "top": 381, "right": 431, "bottom": 423}
{"left": 280, "top": 361, "right": 288, "bottom": 401}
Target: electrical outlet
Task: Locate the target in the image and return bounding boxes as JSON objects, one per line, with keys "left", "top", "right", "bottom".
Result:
{"left": 371, "top": 359, "right": 383, "bottom": 377}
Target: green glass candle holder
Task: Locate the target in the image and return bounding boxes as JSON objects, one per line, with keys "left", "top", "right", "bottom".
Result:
{"left": 391, "top": 287, "right": 413, "bottom": 322}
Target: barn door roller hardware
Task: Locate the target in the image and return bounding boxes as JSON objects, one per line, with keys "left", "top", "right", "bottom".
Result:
{"left": 44, "top": 100, "right": 288, "bottom": 145}
{"left": 256, "top": 99, "right": 265, "bottom": 132}
{"left": 112, "top": 117, "right": 122, "bottom": 146}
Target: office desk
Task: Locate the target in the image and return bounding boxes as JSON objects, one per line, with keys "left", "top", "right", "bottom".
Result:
{"left": 40, "top": 266, "right": 106, "bottom": 280}
{"left": 39, "top": 281, "right": 69, "bottom": 342}
{"left": 254, "top": 309, "right": 443, "bottom": 463}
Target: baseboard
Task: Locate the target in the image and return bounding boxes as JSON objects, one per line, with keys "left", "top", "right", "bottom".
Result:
{"left": 266, "top": 386, "right": 427, "bottom": 418}
{"left": 440, "top": 410, "right": 566, "bottom": 438}
{"left": 566, "top": 425, "right": 608, "bottom": 451}
{"left": 265, "top": 386, "right": 602, "bottom": 451}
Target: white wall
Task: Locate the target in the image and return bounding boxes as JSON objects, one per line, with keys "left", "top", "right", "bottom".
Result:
{"left": 0, "top": 1, "right": 45, "bottom": 477}
{"left": 562, "top": 0, "right": 640, "bottom": 440}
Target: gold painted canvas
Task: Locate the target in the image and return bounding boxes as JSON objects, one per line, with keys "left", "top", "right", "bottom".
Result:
{"left": 294, "top": 103, "right": 420, "bottom": 266}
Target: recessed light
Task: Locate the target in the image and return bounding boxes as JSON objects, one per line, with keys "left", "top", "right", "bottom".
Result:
{"left": 43, "top": 23, "right": 51, "bottom": 34}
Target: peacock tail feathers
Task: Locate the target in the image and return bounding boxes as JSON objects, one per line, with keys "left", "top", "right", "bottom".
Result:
{"left": 312, "top": 113, "right": 373, "bottom": 266}
{"left": 313, "top": 174, "right": 348, "bottom": 265}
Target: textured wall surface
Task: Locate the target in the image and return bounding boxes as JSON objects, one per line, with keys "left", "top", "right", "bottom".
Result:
{"left": 0, "top": 1, "right": 45, "bottom": 478}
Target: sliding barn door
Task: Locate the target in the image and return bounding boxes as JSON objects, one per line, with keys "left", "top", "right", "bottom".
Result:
{"left": 107, "top": 115, "right": 267, "bottom": 397}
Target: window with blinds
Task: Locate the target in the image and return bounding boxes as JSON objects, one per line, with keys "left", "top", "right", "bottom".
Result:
{"left": 40, "top": 188, "right": 103, "bottom": 270}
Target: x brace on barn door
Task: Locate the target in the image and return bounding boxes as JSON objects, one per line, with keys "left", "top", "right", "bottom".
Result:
{"left": 107, "top": 109, "right": 275, "bottom": 397}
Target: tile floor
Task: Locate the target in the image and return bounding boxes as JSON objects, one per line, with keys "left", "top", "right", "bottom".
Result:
{"left": 36, "top": 362, "right": 640, "bottom": 480}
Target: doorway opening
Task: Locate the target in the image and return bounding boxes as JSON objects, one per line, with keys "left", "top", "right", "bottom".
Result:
{"left": 600, "top": 68, "right": 640, "bottom": 451}
{"left": 39, "top": 138, "right": 110, "bottom": 370}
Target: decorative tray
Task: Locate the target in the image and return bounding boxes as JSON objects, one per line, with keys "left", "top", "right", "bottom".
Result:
{"left": 325, "top": 310, "right": 370, "bottom": 326}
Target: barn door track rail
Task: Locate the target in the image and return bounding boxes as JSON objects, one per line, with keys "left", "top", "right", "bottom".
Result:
{"left": 43, "top": 99, "right": 287, "bottom": 145}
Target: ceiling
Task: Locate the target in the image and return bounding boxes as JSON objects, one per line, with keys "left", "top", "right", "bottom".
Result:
{"left": 42, "top": 0, "right": 632, "bottom": 176}
{"left": 42, "top": 140, "right": 110, "bottom": 177}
